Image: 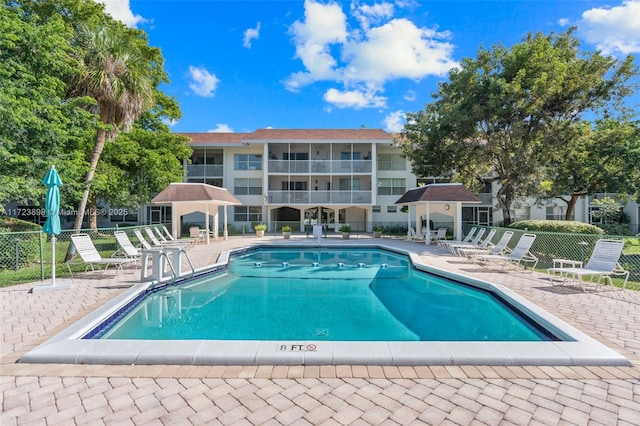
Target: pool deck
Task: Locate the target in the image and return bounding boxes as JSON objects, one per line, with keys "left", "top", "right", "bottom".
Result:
{"left": 2, "top": 234, "right": 639, "bottom": 424}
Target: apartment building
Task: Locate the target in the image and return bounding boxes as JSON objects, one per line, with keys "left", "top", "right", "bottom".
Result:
{"left": 147, "top": 128, "right": 637, "bottom": 234}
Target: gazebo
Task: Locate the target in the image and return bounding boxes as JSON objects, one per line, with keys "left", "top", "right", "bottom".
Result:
{"left": 151, "top": 183, "right": 241, "bottom": 243}
{"left": 395, "top": 183, "right": 481, "bottom": 244}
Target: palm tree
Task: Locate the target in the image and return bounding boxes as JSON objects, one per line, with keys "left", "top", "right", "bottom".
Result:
{"left": 65, "top": 24, "right": 156, "bottom": 260}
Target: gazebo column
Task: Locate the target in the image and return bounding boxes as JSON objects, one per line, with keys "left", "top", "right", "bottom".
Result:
{"left": 424, "top": 202, "right": 431, "bottom": 245}
{"left": 171, "top": 202, "right": 180, "bottom": 240}
{"left": 455, "top": 202, "right": 462, "bottom": 241}
{"left": 223, "top": 205, "right": 228, "bottom": 240}
{"left": 406, "top": 206, "right": 411, "bottom": 240}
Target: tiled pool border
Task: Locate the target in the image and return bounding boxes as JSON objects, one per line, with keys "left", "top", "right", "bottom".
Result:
{"left": 19, "top": 243, "right": 631, "bottom": 366}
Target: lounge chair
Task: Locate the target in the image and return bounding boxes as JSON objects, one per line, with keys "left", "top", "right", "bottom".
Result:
{"left": 145, "top": 227, "right": 191, "bottom": 248}
{"left": 449, "top": 229, "right": 496, "bottom": 256}
{"left": 475, "top": 233, "right": 539, "bottom": 270}
{"left": 439, "top": 226, "right": 476, "bottom": 248}
{"left": 114, "top": 231, "right": 142, "bottom": 259}
{"left": 133, "top": 228, "right": 153, "bottom": 250}
{"left": 547, "top": 239, "right": 630, "bottom": 290}
{"left": 458, "top": 231, "right": 514, "bottom": 260}
{"left": 67, "top": 233, "right": 137, "bottom": 275}
{"left": 442, "top": 228, "right": 486, "bottom": 254}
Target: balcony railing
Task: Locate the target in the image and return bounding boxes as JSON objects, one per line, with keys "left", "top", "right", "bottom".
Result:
{"left": 268, "top": 160, "right": 372, "bottom": 174}
{"left": 186, "top": 164, "right": 224, "bottom": 177}
{"left": 267, "top": 190, "right": 372, "bottom": 204}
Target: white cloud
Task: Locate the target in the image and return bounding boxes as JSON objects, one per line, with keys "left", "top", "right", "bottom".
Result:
{"left": 558, "top": 18, "right": 570, "bottom": 27}
{"left": 286, "top": 0, "right": 348, "bottom": 91}
{"left": 95, "top": 0, "right": 145, "bottom": 28}
{"left": 343, "top": 18, "right": 457, "bottom": 82}
{"left": 579, "top": 0, "right": 640, "bottom": 55}
{"left": 162, "top": 118, "right": 178, "bottom": 127}
{"left": 243, "top": 22, "right": 261, "bottom": 48}
{"left": 382, "top": 110, "right": 405, "bottom": 133}
{"left": 403, "top": 90, "right": 416, "bottom": 101}
{"left": 208, "top": 124, "right": 234, "bottom": 133}
{"left": 188, "top": 66, "right": 220, "bottom": 97}
{"left": 285, "top": 0, "right": 458, "bottom": 108}
{"left": 323, "top": 87, "right": 386, "bottom": 109}
{"left": 351, "top": 1, "right": 395, "bottom": 30}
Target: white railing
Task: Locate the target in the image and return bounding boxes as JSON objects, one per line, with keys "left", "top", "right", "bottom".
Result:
{"left": 186, "top": 164, "right": 223, "bottom": 177}
{"left": 267, "top": 191, "right": 372, "bottom": 204}
{"left": 268, "top": 160, "right": 372, "bottom": 174}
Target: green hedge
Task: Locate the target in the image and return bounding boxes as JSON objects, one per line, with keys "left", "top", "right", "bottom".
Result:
{"left": 509, "top": 220, "right": 605, "bottom": 235}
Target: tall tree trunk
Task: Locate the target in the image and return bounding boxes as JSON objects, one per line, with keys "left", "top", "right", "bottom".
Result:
{"left": 65, "top": 120, "right": 109, "bottom": 261}
{"left": 88, "top": 193, "right": 98, "bottom": 229}
{"left": 497, "top": 184, "right": 513, "bottom": 226}
{"left": 563, "top": 193, "right": 584, "bottom": 220}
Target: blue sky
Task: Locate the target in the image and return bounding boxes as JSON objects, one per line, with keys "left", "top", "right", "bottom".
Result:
{"left": 98, "top": 0, "right": 640, "bottom": 133}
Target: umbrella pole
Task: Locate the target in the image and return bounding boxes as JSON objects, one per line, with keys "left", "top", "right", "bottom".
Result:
{"left": 51, "top": 235, "right": 56, "bottom": 286}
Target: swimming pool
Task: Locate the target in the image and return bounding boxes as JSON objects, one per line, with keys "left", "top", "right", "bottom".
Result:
{"left": 20, "top": 242, "right": 630, "bottom": 366}
{"left": 97, "top": 248, "right": 555, "bottom": 342}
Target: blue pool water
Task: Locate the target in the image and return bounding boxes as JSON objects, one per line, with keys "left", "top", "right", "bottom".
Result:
{"left": 98, "top": 248, "right": 554, "bottom": 342}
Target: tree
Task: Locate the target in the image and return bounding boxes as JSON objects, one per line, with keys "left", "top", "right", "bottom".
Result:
{"left": 401, "top": 29, "right": 637, "bottom": 225}
{"left": 67, "top": 23, "right": 158, "bottom": 231}
{"left": 0, "top": 3, "right": 93, "bottom": 211}
{"left": 539, "top": 119, "right": 640, "bottom": 219}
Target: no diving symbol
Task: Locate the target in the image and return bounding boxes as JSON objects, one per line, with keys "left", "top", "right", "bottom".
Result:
{"left": 278, "top": 343, "right": 318, "bottom": 352}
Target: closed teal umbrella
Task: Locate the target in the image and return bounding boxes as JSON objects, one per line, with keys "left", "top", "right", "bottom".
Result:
{"left": 42, "top": 165, "right": 62, "bottom": 286}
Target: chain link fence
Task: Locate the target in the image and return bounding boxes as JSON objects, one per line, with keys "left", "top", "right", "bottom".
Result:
{"left": 1, "top": 224, "right": 638, "bottom": 290}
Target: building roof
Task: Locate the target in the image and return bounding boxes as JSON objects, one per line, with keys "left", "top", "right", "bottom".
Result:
{"left": 395, "top": 183, "right": 481, "bottom": 204}
{"left": 151, "top": 183, "right": 241, "bottom": 205}
{"left": 178, "top": 128, "right": 393, "bottom": 145}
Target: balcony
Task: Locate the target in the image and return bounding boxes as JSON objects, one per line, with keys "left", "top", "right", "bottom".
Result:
{"left": 186, "top": 164, "right": 223, "bottom": 177}
{"left": 268, "top": 160, "right": 372, "bottom": 174}
{"left": 267, "top": 191, "right": 372, "bottom": 205}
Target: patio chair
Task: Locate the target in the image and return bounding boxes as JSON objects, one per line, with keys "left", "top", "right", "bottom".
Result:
{"left": 114, "top": 231, "right": 142, "bottom": 259}
{"left": 189, "top": 226, "right": 206, "bottom": 244}
{"left": 438, "top": 226, "right": 476, "bottom": 248}
{"left": 458, "top": 231, "right": 514, "bottom": 260}
{"left": 429, "top": 227, "right": 447, "bottom": 244}
{"left": 450, "top": 228, "right": 496, "bottom": 256}
{"left": 442, "top": 228, "right": 485, "bottom": 254}
{"left": 547, "top": 239, "right": 630, "bottom": 290}
{"left": 161, "top": 225, "right": 197, "bottom": 245}
{"left": 133, "top": 228, "right": 153, "bottom": 250}
{"left": 145, "top": 227, "right": 191, "bottom": 248}
{"left": 66, "top": 233, "right": 137, "bottom": 276}
{"left": 475, "top": 233, "right": 538, "bottom": 270}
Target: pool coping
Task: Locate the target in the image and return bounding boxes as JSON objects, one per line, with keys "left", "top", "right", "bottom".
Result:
{"left": 19, "top": 243, "right": 631, "bottom": 367}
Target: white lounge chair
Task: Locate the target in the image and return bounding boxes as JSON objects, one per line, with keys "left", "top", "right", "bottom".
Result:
{"left": 67, "top": 233, "right": 137, "bottom": 275}
{"left": 453, "top": 228, "right": 496, "bottom": 256}
{"left": 443, "top": 228, "right": 486, "bottom": 254}
{"left": 475, "top": 233, "right": 539, "bottom": 270}
{"left": 114, "top": 231, "right": 142, "bottom": 258}
{"left": 459, "top": 231, "right": 514, "bottom": 260}
{"left": 189, "top": 226, "right": 206, "bottom": 244}
{"left": 145, "top": 227, "right": 190, "bottom": 248}
{"left": 133, "top": 228, "right": 153, "bottom": 250}
{"left": 160, "top": 225, "right": 197, "bottom": 245}
{"left": 439, "top": 226, "right": 477, "bottom": 248}
{"left": 547, "top": 239, "right": 629, "bottom": 290}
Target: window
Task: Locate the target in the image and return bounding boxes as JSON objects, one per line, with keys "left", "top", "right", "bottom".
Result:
{"left": 372, "top": 205, "right": 380, "bottom": 213}
{"left": 234, "top": 154, "right": 262, "bottom": 170}
{"left": 283, "top": 152, "right": 309, "bottom": 160}
{"left": 377, "top": 154, "right": 406, "bottom": 170}
{"left": 234, "top": 206, "right": 262, "bottom": 222}
{"left": 377, "top": 178, "right": 405, "bottom": 195}
{"left": 234, "top": 178, "right": 262, "bottom": 195}
{"left": 341, "top": 152, "right": 361, "bottom": 160}
{"left": 387, "top": 206, "right": 397, "bottom": 213}
{"left": 281, "top": 181, "right": 308, "bottom": 191}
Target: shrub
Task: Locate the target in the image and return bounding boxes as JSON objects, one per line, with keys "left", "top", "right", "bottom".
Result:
{"left": 509, "top": 220, "right": 604, "bottom": 235}
{"left": 339, "top": 224, "right": 351, "bottom": 233}
{"left": 281, "top": 225, "right": 292, "bottom": 232}
{"left": 373, "top": 225, "right": 384, "bottom": 232}
{"left": 254, "top": 223, "right": 267, "bottom": 231}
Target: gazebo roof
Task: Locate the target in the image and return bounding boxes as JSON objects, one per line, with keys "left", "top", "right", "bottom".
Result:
{"left": 151, "top": 183, "right": 241, "bottom": 205}
{"left": 395, "top": 183, "right": 481, "bottom": 205}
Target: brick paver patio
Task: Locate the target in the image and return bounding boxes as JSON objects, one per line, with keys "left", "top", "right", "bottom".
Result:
{"left": 2, "top": 235, "right": 639, "bottom": 424}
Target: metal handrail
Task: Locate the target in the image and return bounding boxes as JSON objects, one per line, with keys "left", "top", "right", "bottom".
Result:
{"left": 178, "top": 248, "right": 195, "bottom": 279}
{"left": 156, "top": 251, "right": 177, "bottom": 285}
